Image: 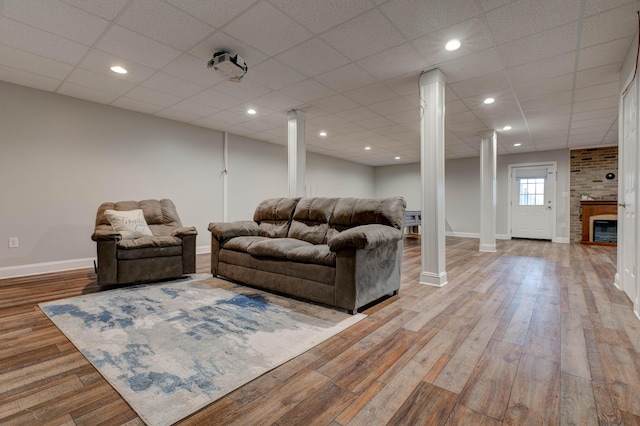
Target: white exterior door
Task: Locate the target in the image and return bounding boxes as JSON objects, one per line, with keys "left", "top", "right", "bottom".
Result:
{"left": 511, "top": 166, "right": 554, "bottom": 240}
{"left": 621, "top": 78, "right": 638, "bottom": 312}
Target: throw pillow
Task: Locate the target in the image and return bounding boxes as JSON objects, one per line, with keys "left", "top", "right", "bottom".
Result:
{"left": 104, "top": 209, "right": 153, "bottom": 239}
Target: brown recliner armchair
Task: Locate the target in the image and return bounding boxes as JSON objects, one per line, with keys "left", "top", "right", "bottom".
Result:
{"left": 91, "top": 199, "right": 197, "bottom": 285}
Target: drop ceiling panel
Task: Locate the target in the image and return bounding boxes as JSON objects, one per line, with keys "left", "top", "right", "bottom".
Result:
{"left": 3, "top": 0, "right": 109, "bottom": 45}
{"left": 96, "top": 25, "right": 181, "bottom": 69}
{"left": 0, "top": 0, "right": 633, "bottom": 165}
{"left": 320, "top": 9, "right": 405, "bottom": 61}
{"left": 223, "top": 2, "right": 313, "bottom": 56}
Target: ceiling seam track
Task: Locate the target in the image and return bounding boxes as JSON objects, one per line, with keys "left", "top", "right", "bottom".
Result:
{"left": 566, "top": 0, "right": 587, "bottom": 149}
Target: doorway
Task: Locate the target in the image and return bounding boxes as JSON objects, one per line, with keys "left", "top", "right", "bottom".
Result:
{"left": 509, "top": 163, "right": 556, "bottom": 240}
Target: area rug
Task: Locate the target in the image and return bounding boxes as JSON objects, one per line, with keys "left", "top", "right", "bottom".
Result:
{"left": 39, "top": 275, "right": 365, "bottom": 426}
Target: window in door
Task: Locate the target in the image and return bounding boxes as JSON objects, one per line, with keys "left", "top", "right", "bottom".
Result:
{"left": 518, "top": 178, "right": 545, "bottom": 206}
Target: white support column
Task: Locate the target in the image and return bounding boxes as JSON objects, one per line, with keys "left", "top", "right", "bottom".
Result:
{"left": 287, "top": 109, "right": 306, "bottom": 197}
{"left": 479, "top": 130, "right": 497, "bottom": 252}
{"left": 419, "top": 69, "right": 448, "bottom": 287}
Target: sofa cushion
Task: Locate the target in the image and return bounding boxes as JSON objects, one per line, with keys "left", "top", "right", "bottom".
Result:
{"left": 246, "top": 238, "right": 312, "bottom": 260}
{"left": 327, "top": 197, "right": 407, "bottom": 240}
{"left": 253, "top": 198, "right": 300, "bottom": 237}
{"left": 223, "top": 236, "right": 271, "bottom": 253}
{"left": 117, "top": 245, "right": 182, "bottom": 260}
{"left": 286, "top": 244, "right": 336, "bottom": 267}
{"left": 288, "top": 197, "right": 338, "bottom": 244}
{"left": 117, "top": 235, "right": 182, "bottom": 249}
{"left": 104, "top": 209, "right": 153, "bottom": 239}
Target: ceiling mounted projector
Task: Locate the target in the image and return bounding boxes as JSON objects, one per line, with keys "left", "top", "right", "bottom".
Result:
{"left": 207, "top": 51, "right": 248, "bottom": 82}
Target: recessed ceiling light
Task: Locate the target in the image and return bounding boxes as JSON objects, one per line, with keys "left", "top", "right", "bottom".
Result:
{"left": 319, "top": 131, "right": 327, "bottom": 137}
{"left": 395, "top": 156, "right": 401, "bottom": 160}
{"left": 483, "top": 97, "right": 495, "bottom": 105}
{"left": 445, "top": 39, "right": 461, "bottom": 51}
{"left": 110, "top": 66, "right": 127, "bottom": 74}
{"left": 502, "top": 125, "right": 512, "bottom": 131}
{"left": 513, "top": 143, "right": 522, "bottom": 147}
{"left": 247, "top": 108, "right": 256, "bottom": 115}
{"left": 364, "top": 146, "right": 371, "bottom": 150}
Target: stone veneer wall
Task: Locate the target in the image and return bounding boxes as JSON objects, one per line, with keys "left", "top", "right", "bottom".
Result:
{"left": 569, "top": 146, "right": 618, "bottom": 243}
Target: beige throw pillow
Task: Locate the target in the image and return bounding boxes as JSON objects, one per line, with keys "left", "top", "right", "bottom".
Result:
{"left": 104, "top": 209, "right": 153, "bottom": 239}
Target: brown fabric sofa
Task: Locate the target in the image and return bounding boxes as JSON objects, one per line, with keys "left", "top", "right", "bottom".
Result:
{"left": 91, "top": 199, "right": 197, "bottom": 285}
{"left": 208, "top": 196, "right": 406, "bottom": 313}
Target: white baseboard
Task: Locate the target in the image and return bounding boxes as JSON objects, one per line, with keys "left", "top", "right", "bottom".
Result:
{"left": 0, "top": 245, "right": 212, "bottom": 280}
{"left": 0, "top": 258, "right": 94, "bottom": 280}
{"left": 445, "top": 232, "right": 510, "bottom": 240}
{"left": 552, "top": 237, "right": 570, "bottom": 244}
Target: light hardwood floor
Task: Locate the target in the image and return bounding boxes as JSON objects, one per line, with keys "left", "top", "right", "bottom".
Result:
{"left": 1, "top": 237, "right": 640, "bottom": 425}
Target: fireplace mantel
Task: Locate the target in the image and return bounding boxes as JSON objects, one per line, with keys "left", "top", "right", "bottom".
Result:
{"left": 580, "top": 200, "right": 617, "bottom": 246}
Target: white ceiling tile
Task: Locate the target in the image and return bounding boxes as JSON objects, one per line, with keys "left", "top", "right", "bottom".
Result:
{"left": 116, "top": 0, "right": 214, "bottom": 50}
{"left": 513, "top": 74, "right": 574, "bottom": 100}
{"left": 575, "top": 63, "right": 621, "bottom": 89}
{"left": 308, "top": 113, "right": 349, "bottom": 128}
{"left": 368, "top": 97, "right": 415, "bottom": 116}
{"left": 244, "top": 59, "right": 307, "bottom": 90}
{"left": 281, "top": 79, "right": 335, "bottom": 103}
{"left": 573, "top": 81, "right": 620, "bottom": 102}
{"left": 344, "top": 83, "right": 403, "bottom": 105}
{"left": 154, "top": 108, "right": 200, "bottom": 123}
{"left": 270, "top": 0, "right": 374, "bottom": 34}
{"left": 485, "top": 0, "right": 581, "bottom": 44}
{"left": 437, "top": 47, "right": 504, "bottom": 84}
{"left": 0, "top": 17, "right": 89, "bottom": 64}
{"left": 584, "top": 0, "right": 638, "bottom": 16}
{"left": 413, "top": 18, "right": 495, "bottom": 68}
{"left": 212, "top": 79, "right": 271, "bottom": 101}
{"left": 111, "top": 97, "right": 165, "bottom": 114}
{"left": 79, "top": 50, "right": 157, "bottom": 84}
{"left": 65, "top": 68, "right": 136, "bottom": 96}
{"left": 314, "top": 63, "right": 377, "bottom": 93}
{"left": 572, "top": 107, "right": 618, "bottom": 122}
{"left": 356, "top": 43, "right": 429, "bottom": 81}
{"left": 507, "top": 52, "right": 576, "bottom": 86}
{"left": 520, "top": 91, "right": 573, "bottom": 111}
{"left": 251, "top": 91, "right": 303, "bottom": 112}
{"left": 57, "top": 82, "right": 120, "bottom": 104}
{"left": 381, "top": 0, "right": 481, "bottom": 40}
{"left": 578, "top": 38, "right": 630, "bottom": 70}
{"left": 337, "top": 107, "right": 378, "bottom": 122}
{"left": 0, "top": 44, "right": 73, "bottom": 80}
{"left": 167, "top": 0, "right": 258, "bottom": 28}
{"left": 223, "top": 2, "right": 313, "bottom": 56}
{"left": 386, "top": 110, "right": 418, "bottom": 124}
{"left": 581, "top": 3, "right": 640, "bottom": 48}
{"left": 525, "top": 105, "right": 572, "bottom": 120}
{"left": 162, "top": 53, "right": 227, "bottom": 87}
{"left": 124, "top": 86, "right": 182, "bottom": 107}
{"left": 96, "top": 25, "right": 181, "bottom": 69}
{"left": 321, "top": 9, "right": 405, "bottom": 61}
{"left": 0, "top": 64, "right": 62, "bottom": 91}
{"left": 570, "top": 120, "right": 615, "bottom": 131}
{"left": 189, "top": 87, "right": 245, "bottom": 109}
{"left": 142, "top": 72, "right": 205, "bottom": 98}
{"left": 356, "top": 115, "right": 395, "bottom": 129}
{"left": 446, "top": 100, "right": 471, "bottom": 115}
{"left": 3, "top": 0, "right": 109, "bottom": 45}
{"left": 313, "top": 94, "right": 361, "bottom": 113}
{"left": 448, "top": 71, "right": 510, "bottom": 99}
{"left": 498, "top": 22, "right": 579, "bottom": 69}
{"left": 169, "top": 99, "right": 220, "bottom": 117}
{"left": 59, "top": 0, "right": 130, "bottom": 20}
{"left": 277, "top": 38, "right": 350, "bottom": 77}
{"left": 572, "top": 95, "right": 619, "bottom": 113}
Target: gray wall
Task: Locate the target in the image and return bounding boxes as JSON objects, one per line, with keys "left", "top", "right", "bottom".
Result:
{"left": 0, "top": 81, "right": 374, "bottom": 273}
{"left": 375, "top": 149, "right": 571, "bottom": 240}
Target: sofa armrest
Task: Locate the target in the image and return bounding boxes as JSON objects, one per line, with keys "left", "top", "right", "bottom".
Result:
{"left": 328, "top": 224, "right": 403, "bottom": 251}
{"left": 172, "top": 226, "right": 198, "bottom": 237}
{"left": 91, "top": 229, "right": 122, "bottom": 242}
{"left": 208, "top": 221, "right": 259, "bottom": 241}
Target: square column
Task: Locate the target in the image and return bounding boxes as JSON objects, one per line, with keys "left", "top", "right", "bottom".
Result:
{"left": 287, "top": 110, "right": 306, "bottom": 197}
{"left": 419, "top": 69, "right": 448, "bottom": 287}
{"left": 479, "top": 130, "right": 497, "bottom": 252}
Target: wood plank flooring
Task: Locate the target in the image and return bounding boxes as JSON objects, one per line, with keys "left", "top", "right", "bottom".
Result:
{"left": 1, "top": 237, "right": 639, "bottom": 425}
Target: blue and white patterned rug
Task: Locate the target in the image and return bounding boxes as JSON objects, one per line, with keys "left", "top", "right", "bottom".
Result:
{"left": 39, "top": 275, "right": 365, "bottom": 426}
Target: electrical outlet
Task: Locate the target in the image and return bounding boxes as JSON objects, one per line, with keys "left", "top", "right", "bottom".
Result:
{"left": 8, "top": 237, "right": 18, "bottom": 248}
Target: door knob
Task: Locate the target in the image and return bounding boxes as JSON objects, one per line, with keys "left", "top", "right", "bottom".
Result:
{"left": 619, "top": 203, "right": 626, "bottom": 207}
